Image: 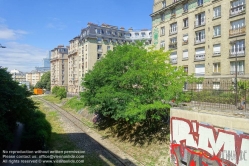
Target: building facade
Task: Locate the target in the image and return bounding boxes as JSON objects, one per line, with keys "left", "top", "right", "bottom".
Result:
{"left": 26, "top": 71, "right": 44, "bottom": 86}
{"left": 68, "top": 37, "right": 80, "bottom": 93}
{"left": 10, "top": 69, "right": 26, "bottom": 82}
{"left": 151, "top": 0, "right": 248, "bottom": 87}
{"left": 73, "top": 22, "right": 152, "bottom": 92}
{"left": 50, "top": 45, "right": 68, "bottom": 90}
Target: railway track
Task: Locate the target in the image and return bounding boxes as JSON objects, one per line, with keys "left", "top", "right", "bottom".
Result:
{"left": 35, "top": 96, "right": 141, "bottom": 166}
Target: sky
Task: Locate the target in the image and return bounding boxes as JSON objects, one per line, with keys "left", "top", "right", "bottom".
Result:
{"left": 0, "top": 0, "right": 153, "bottom": 72}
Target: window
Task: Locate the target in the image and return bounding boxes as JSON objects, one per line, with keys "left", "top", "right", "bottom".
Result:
{"left": 135, "top": 33, "right": 139, "bottom": 37}
{"left": 160, "top": 27, "right": 165, "bottom": 36}
{"left": 169, "top": 37, "right": 177, "bottom": 49}
{"left": 213, "top": 82, "right": 220, "bottom": 90}
{"left": 213, "top": 25, "right": 221, "bottom": 37}
{"left": 195, "top": 30, "right": 205, "bottom": 43}
{"left": 213, "top": 6, "right": 221, "bottom": 18}
{"left": 230, "top": 61, "right": 244, "bottom": 75}
{"left": 195, "top": 47, "right": 205, "bottom": 60}
{"left": 97, "top": 54, "right": 102, "bottom": 60}
{"left": 170, "top": 52, "right": 177, "bottom": 64}
{"left": 183, "top": 18, "right": 188, "bottom": 28}
{"left": 230, "top": 40, "right": 245, "bottom": 55}
{"left": 213, "top": 63, "right": 221, "bottom": 73}
{"left": 160, "top": 41, "right": 165, "bottom": 48}
{"left": 195, "top": 12, "right": 205, "bottom": 27}
{"left": 97, "top": 45, "right": 102, "bottom": 50}
{"left": 230, "top": 0, "right": 246, "bottom": 16}
{"left": 162, "top": 0, "right": 166, "bottom": 8}
{"left": 171, "top": 9, "right": 176, "bottom": 17}
{"left": 184, "top": 66, "right": 188, "bottom": 74}
{"left": 160, "top": 13, "right": 165, "bottom": 21}
{"left": 106, "top": 30, "right": 111, "bottom": 35}
{"left": 170, "top": 23, "right": 177, "bottom": 34}
{"left": 141, "top": 32, "right": 146, "bottom": 37}
{"left": 97, "top": 38, "right": 102, "bottom": 43}
{"left": 195, "top": 64, "right": 205, "bottom": 76}
{"left": 197, "top": 0, "right": 203, "bottom": 6}
{"left": 107, "top": 46, "right": 111, "bottom": 51}
{"left": 196, "top": 83, "right": 203, "bottom": 90}
{"left": 183, "top": 49, "right": 188, "bottom": 60}
{"left": 183, "top": 3, "right": 188, "bottom": 12}
{"left": 230, "top": 19, "right": 245, "bottom": 30}
{"left": 213, "top": 44, "right": 221, "bottom": 56}
{"left": 95, "top": 29, "right": 101, "bottom": 34}
{"left": 183, "top": 34, "right": 188, "bottom": 44}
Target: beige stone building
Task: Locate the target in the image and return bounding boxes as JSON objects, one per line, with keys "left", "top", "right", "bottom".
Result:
{"left": 50, "top": 45, "right": 68, "bottom": 90}
{"left": 151, "top": 0, "right": 248, "bottom": 88}
{"left": 67, "top": 22, "right": 152, "bottom": 93}
{"left": 26, "top": 71, "right": 44, "bottom": 86}
{"left": 10, "top": 69, "right": 26, "bottom": 82}
{"left": 68, "top": 37, "right": 80, "bottom": 93}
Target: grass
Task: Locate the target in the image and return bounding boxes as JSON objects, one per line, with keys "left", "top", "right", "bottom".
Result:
{"left": 32, "top": 98, "right": 111, "bottom": 166}
{"left": 42, "top": 95, "right": 62, "bottom": 104}
{"left": 63, "top": 97, "right": 84, "bottom": 111}
{"left": 40, "top": 95, "right": 171, "bottom": 166}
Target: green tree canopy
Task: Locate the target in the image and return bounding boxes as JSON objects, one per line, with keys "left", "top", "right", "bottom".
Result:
{"left": 81, "top": 43, "right": 197, "bottom": 124}
{"left": 35, "top": 71, "right": 51, "bottom": 90}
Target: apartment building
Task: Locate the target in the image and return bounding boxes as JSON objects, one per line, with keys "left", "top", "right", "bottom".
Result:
{"left": 10, "top": 69, "right": 26, "bottom": 82}
{"left": 68, "top": 37, "right": 80, "bottom": 93}
{"left": 151, "top": 0, "right": 248, "bottom": 87}
{"left": 68, "top": 22, "right": 152, "bottom": 92}
{"left": 50, "top": 45, "right": 68, "bottom": 90}
{"left": 26, "top": 71, "right": 44, "bottom": 86}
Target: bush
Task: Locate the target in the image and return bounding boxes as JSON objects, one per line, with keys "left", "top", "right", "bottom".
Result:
{"left": 64, "top": 97, "right": 84, "bottom": 111}
{"left": 52, "top": 86, "right": 66, "bottom": 100}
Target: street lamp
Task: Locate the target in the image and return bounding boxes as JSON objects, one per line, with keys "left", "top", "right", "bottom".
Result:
{"left": 0, "top": 44, "right": 6, "bottom": 48}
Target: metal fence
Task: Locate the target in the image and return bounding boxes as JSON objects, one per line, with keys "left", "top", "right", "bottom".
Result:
{"left": 179, "top": 81, "right": 249, "bottom": 115}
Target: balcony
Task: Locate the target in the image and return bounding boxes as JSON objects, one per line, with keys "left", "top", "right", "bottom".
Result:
{"left": 97, "top": 49, "right": 103, "bottom": 53}
{"left": 182, "top": 40, "right": 188, "bottom": 45}
{"left": 169, "top": 29, "right": 177, "bottom": 35}
{"left": 195, "top": 72, "right": 205, "bottom": 76}
{"left": 230, "top": 71, "right": 245, "bottom": 75}
{"left": 169, "top": 43, "right": 177, "bottom": 50}
{"left": 213, "top": 51, "right": 221, "bottom": 56}
{"left": 170, "top": 58, "right": 177, "bottom": 64}
{"left": 194, "top": 54, "right": 205, "bottom": 61}
{"left": 194, "top": 21, "right": 205, "bottom": 28}
{"left": 229, "top": 26, "right": 246, "bottom": 37}
{"left": 194, "top": 38, "right": 205, "bottom": 44}
{"left": 229, "top": 47, "right": 245, "bottom": 57}
{"left": 230, "top": 4, "right": 246, "bottom": 17}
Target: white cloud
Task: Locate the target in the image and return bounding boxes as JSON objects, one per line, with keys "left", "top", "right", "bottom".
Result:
{"left": 0, "top": 42, "right": 49, "bottom": 72}
{"left": 0, "top": 17, "right": 28, "bottom": 40}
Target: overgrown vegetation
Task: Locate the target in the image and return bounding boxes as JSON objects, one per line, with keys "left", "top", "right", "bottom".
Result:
{"left": 35, "top": 71, "right": 51, "bottom": 90}
{"left": 52, "top": 86, "right": 67, "bottom": 99}
{"left": 64, "top": 97, "right": 84, "bottom": 111}
{"left": 0, "top": 68, "right": 51, "bottom": 152}
{"left": 81, "top": 43, "right": 198, "bottom": 136}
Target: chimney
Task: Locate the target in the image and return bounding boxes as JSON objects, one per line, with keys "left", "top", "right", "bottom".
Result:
{"left": 120, "top": 27, "right": 125, "bottom": 31}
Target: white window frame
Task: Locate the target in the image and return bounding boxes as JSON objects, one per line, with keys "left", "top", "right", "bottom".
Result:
{"left": 213, "top": 25, "right": 221, "bottom": 37}
{"left": 161, "top": 27, "right": 165, "bottom": 36}
{"left": 213, "top": 63, "right": 221, "bottom": 73}
{"left": 213, "top": 6, "right": 221, "bottom": 18}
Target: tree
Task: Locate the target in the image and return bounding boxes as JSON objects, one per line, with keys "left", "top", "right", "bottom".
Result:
{"left": 0, "top": 68, "right": 39, "bottom": 150}
{"left": 81, "top": 43, "right": 197, "bottom": 125}
{"left": 35, "top": 71, "right": 51, "bottom": 90}
{"left": 52, "top": 86, "right": 66, "bottom": 100}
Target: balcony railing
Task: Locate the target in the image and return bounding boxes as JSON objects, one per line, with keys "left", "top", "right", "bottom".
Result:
{"left": 195, "top": 38, "right": 205, "bottom": 44}
{"left": 194, "top": 54, "right": 205, "bottom": 61}
{"left": 213, "top": 51, "right": 221, "bottom": 56}
{"left": 97, "top": 49, "right": 103, "bottom": 52}
{"left": 194, "top": 20, "right": 205, "bottom": 28}
{"left": 230, "top": 4, "right": 246, "bottom": 17}
{"left": 182, "top": 40, "right": 188, "bottom": 45}
{"left": 169, "top": 29, "right": 177, "bottom": 35}
{"left": 229, "top": 47, "right": 246, "bottom": 57}
{"left": 171, "top": 14, "right": 176, "bottom": 19}
{"left": 229, "top": 26, "right": 246, "bottom": 37}
{"left": 213, "top": 12, "right": 221, "bottom": 19}
{"left": 169, "top": 43, "right": 177, "bottom": 50}
{"left": 170, "top": 58, "right": 177, "bottom": 64}
{"left": 230, "top": 71, "right": 245, "bottom": 75}
{"left": 195, "top": 72, "right": 205, "bottom": 76}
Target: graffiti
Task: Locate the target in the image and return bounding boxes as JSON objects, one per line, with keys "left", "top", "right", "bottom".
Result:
{"left": 170, "top": 117, "right": 249, "bottom": 166}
